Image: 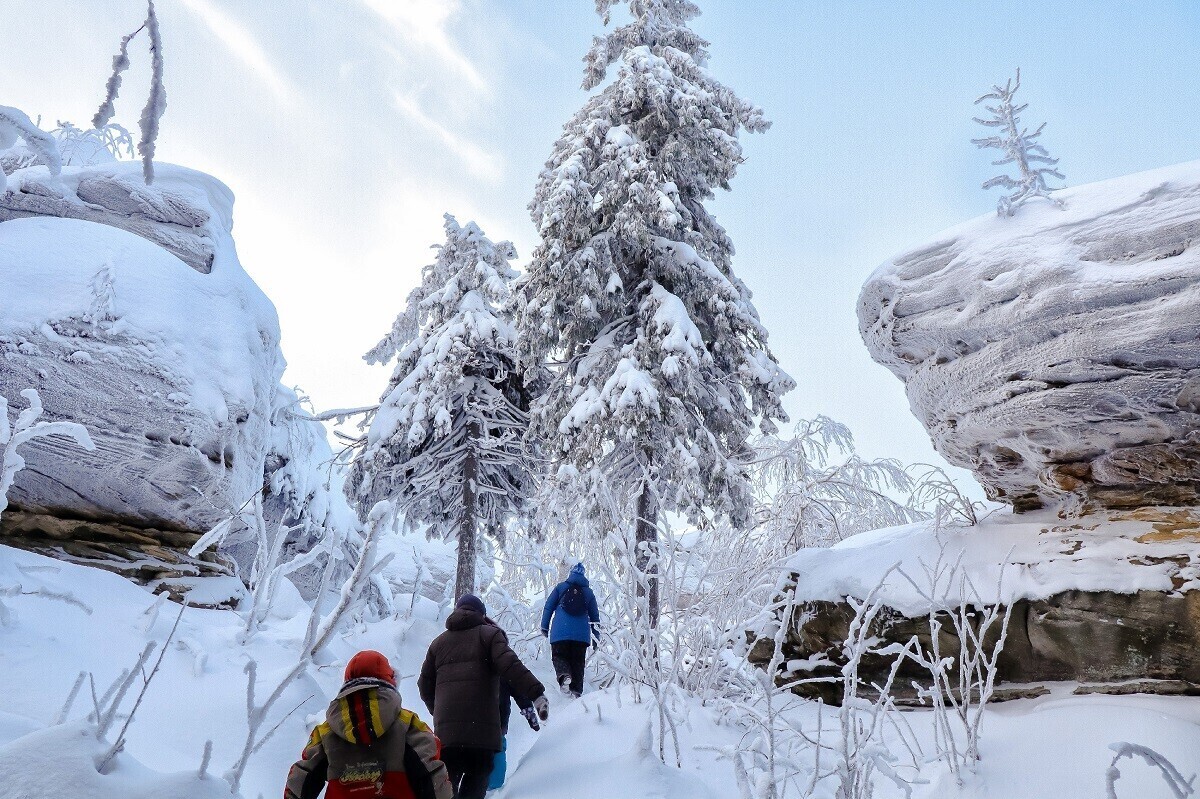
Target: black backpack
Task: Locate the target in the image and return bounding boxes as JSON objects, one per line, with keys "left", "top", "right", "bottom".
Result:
{"left": 559, "top": 583, "right": 588, "bottom": 616}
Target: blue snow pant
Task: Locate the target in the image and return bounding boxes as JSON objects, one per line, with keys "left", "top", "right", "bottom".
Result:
{"left": 487, "top": 737, "right": 508, "bottom": 790}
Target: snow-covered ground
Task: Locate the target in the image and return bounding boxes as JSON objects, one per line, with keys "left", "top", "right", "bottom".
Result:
{"left": 2, "top": 539, "right": 1198, "bottom": 799}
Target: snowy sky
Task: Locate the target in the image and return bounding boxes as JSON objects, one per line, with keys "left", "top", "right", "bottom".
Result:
{"left": 5, "top": 0, "right": 1200, "bottom": 496}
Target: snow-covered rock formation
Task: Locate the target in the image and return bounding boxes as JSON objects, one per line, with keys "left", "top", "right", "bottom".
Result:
{"left": 859, "top": 162, "right": 1200, "bottom": 510}
{"left": 761, "top": 507, "right": 1200, "bottom": 702}
{"left": 0, "top": 154, "right": 339, "bottom": 588}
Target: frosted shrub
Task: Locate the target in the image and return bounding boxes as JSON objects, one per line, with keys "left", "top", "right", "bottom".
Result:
{"left": 750, "top": 416, "right": 927, "bottom": 549}
{"left": 52, "top": 121, "right": 136, "bottom": 166}
{"left": 899, "top": 544, "right": 1013, "bottom": 781}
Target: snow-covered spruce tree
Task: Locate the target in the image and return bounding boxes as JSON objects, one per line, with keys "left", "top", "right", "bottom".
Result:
{"left": 516, "top": 0, "right": 793, "bottom": 627}
{"left": 972, "top": 68, "right": 1064, "bottom": 217}
{"left": 348, "top": 215, "right": 534, "bottom": 599}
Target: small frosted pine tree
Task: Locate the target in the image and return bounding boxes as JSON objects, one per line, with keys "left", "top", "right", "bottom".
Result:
{"left": 972, "top": 68, "right": 1064, "bottom": 217}
{"left": 347, "top": 215, "right": 534, "bottom": 599}
{"left": 516, "top": 0, "right": 793, "bottom": 627}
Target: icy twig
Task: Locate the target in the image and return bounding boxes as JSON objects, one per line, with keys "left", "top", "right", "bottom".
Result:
{"left": 198, "top": 740, "right": 213, "bottom": 780}
{"left": 55, "top": 671, "right": 88, "bottom": 725}
{"left": 96, "top": 642, "right": 154, "bottom": 739}
{"left": 138, "top": 0, "right": 166, "bottom": 184}
{"left": 1106, "top": 742, "right": 1195, "bottom": 799}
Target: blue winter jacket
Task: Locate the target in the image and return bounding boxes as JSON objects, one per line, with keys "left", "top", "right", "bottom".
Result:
{"left": 540, "top": 567, "right": 600, "bottom": 644}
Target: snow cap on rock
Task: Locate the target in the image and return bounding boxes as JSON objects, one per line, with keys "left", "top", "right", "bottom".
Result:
{"left": 344, "top": 650, "right": 396, "bottom": 686}
{"left": 456, "top": 594, "right": 486, "bottom": 615}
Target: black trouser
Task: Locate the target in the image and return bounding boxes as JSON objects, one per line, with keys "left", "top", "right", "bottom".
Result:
{"left": 551, "top": 640, "right": 588, "bottom": 696}
{"left": 440, "top": 746, "right": 495, "bottom": 799}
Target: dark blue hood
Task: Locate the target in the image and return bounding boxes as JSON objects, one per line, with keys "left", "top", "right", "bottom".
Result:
{"left": 566, "top": 568, "right": 590, "bottom": 588}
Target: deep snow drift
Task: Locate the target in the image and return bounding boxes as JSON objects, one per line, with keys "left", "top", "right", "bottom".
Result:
{"left": 859, "top": 161, "right": 1200, "bottom": 511}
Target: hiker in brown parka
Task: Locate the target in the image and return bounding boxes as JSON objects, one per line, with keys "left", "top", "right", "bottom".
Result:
{"left": 418, "top": 594, "right": 548, "bottom": 799}
{"left": 286, "top": 650, "right": 452, "bottom": 799}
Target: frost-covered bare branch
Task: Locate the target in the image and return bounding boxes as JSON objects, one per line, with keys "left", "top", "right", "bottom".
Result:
{"left": 97, "top": 602, "right": 188, "bottom": 773}
{"left": 1106, "top": 742, "right": 1195, "bottom": 799}
{"left": 93, "top": 23, "right": 144, "bottom": 129}
{"left": 138, "top": 0, "right": 166, "bottom": 184}
{"left": 898, "top": 542, "right": 1014, "bottom": 780}
{"left": 309, "top": 500, "right": 394, "bottom": 657}
{"left": 1, "top": 388, "right": 95, "bottom": 518}
{"left": 748, "top": 416, "right": 928, "bottom": 549}
{"left": 90, "top": 1, "right": 166, "bottom": 185}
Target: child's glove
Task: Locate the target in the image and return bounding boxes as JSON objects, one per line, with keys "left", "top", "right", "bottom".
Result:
{"left": 521, "top": 706, "right": 541, "bottom": 731}
{"left": 534, "top": 695, "right": 550, "bottom": 721}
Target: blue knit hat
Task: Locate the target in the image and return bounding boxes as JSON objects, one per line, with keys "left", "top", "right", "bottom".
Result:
{"left": 456, "top": 594, "right": 486, "bottom": 615}
{"left": 570, "top": 562, "right": 586, "bottom": 577}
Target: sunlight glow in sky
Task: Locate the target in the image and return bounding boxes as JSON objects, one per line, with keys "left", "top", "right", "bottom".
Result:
{"left": 5, "top": 0, "right": 1200, "bottom": 495}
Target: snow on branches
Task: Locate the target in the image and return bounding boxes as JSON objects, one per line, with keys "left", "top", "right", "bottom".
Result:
{"left": 972, "top": 68, "right": 1064, "bottom": 217}
{"left": 93, "top": 0, "right": 167, "bottom": 185}
{"left": 0, "top": 106, "right": 62, "bottom": 193}
{"left": 517, "top": 0, "right": 793, "bottom": 621}
{"left": 1, "top": 388, "right": 95, "bottom": 518}
{"left": 348, "top": 215, "right": 534, "bottom": 597}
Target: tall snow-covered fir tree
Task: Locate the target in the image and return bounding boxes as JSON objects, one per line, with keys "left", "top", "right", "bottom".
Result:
{"left": 347, "top": 215, "right": 534, "bottom": 599}
{"left": 972, "top": 68, "right": 1065, "bottom": 217}
{"left": 516, "top": 0, "right": 794, "bottom": 626}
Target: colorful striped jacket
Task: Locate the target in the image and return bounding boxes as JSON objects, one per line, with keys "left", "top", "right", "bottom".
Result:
{"left": 285, "top": 677, "right": 452, "bottom": 799}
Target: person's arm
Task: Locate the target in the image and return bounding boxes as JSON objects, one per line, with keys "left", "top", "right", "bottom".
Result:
{"left": 417, "top": 648, "right": 437, "bottom": 716}
{"left": 284, "top": 726, "right": 329, "bottom": 799}
{"left": 540, "top": 585, "right": 561, "bottom": 636}
{"left": 587, "top": 589, "right": 601, "bottom": 646}
{"left": 487, "top": 627, "right": 546, "bottom": 703}
{"left": 402, "top": 709, "right": 453, "bottom": 799}
{"left": 498, "top": 679, "right": 514, "bottom": 733}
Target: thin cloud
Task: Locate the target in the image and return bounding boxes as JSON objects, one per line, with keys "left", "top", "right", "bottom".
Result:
{"left": 392, "top": 92, "right": 502, "bottom": 182}
{"left": 178, "top": 0, "right": 296, "bottom": 105}
{"left": 360, "top": 0, "right": 486, "bottom": 93}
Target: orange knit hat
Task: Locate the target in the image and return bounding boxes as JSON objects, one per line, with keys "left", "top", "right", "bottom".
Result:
{"left": 344, "top": 650, "right": 396, "bottom": 686}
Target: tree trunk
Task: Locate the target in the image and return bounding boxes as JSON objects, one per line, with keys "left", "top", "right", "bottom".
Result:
{"left": 635, "top": 478, "right": 660, "bottom": 629}
{"left": 455, "top": 420, "right": 480, "bottom": 601}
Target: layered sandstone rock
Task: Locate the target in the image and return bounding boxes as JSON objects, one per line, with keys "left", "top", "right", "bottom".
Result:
{"left": 762, "top": 507, "right": 1200, "bottom": 702}
{"left": 0, "top": 160, "right": 355, "bottom": 593}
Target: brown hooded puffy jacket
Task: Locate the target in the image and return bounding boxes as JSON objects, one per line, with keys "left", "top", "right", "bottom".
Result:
{"left": 285, "top": 677, "right": 453, "bottom": 799}
{"left": 418, "top": 608, "right": 545, "bottom": 751}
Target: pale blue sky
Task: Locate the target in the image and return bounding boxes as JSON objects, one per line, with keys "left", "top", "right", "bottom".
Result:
{"left": 5, "top": 1, "right": 1199, "bottom": 494}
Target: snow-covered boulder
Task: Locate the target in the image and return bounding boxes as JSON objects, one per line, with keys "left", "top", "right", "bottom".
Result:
{"left": 761, "top": 507, "right": 1200, "bottom": 702}
{"left": 859, "top": 162, "right": 1200, "bottom": 510}
{"left": 0, "top": 159, "right": 301, "bottom": 577}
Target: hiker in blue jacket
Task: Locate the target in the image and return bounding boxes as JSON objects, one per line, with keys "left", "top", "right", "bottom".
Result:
{"left": 540, "top": 562, "right": 600, "bottom": 698}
